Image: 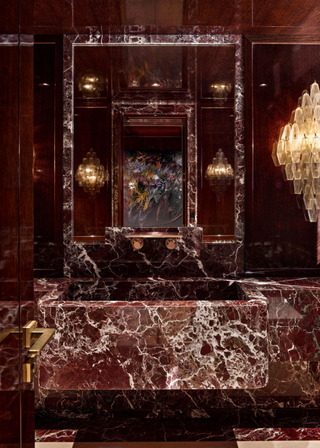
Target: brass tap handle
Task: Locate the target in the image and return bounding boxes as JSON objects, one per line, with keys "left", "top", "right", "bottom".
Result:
{"left": 166, "top": 238, "right": 177, "bottom": 250}
{"left": 131, "top": 237, "right": 144, "bottom": 250}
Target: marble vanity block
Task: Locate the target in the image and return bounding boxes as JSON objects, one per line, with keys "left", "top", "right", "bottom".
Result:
{"left": 240, "top": 278, "right": 320, "bottom": 362}
{"left": 36, "top": 279, "right": 268, "bottom": 390}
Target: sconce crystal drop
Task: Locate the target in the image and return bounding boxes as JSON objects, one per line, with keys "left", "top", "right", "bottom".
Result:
{"left": 205, "top": 149, "right": 234, "bottom": 198}
{"left": 273, "top": 81, "right": 320, "bottom": 222}
{"left": 75, "top": 149, "right": 109, "bottom": 196}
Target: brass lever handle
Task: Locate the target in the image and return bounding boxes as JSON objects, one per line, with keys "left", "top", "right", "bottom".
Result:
{"left": 23, "top": 320, "right": 37, "bottom": 347}
{"left": 28, "top": 328, "right": 55, "bottom": 354}
{"left": 0, "top": 321, "right": 55, "bottom": 382}
{"left": 23, "top": 353, "right": 37, "bottom": 383}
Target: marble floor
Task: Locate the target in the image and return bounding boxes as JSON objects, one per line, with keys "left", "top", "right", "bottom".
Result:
{"left": 34, "top": 427, "right": 320, "bottom": 447}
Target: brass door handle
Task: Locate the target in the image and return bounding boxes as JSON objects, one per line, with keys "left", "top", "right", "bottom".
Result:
{"left": 0, "top": 321, "right": 55, "bottom": 383}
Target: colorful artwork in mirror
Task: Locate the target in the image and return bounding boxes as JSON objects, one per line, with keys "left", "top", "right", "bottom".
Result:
{"left": 123, "top": 150, "right": 183, "bottom": 227}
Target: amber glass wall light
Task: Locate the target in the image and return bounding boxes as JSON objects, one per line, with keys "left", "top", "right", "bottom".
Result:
{"left": 75, "top": 149, "right": 109, "bottom": 196}
{"left": 205, "top": 148, "right": 234, "bottom": 199}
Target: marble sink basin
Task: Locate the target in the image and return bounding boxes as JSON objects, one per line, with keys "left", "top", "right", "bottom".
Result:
{"left": 36, "top": 278, "right": 268, "bottom": 390}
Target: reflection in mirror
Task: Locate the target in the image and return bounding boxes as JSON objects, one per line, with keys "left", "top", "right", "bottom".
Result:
{"left": 75, "top": 149, "right": 109, "bottom": 196}
{"left": 122, "top": 117, "right": 185, "bottom": 227}
{"left": 71, "top": 42, "right": 237, "bottom": 241}
{"left": 77, "top": 71, "right": 106, "bottom": 98}
{"left": 205, "top": 148, "right": 234, "bottom": 201}
{"left": 124, "top": 46, "right": 183, "bottom": 89}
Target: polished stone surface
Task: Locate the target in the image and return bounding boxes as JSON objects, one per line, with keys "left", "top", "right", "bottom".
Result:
{"left": 62, "top": 34, "right": 245, "bottom": 278}
{"left": 35, "top": 278, "right": 268, "bottom": 390}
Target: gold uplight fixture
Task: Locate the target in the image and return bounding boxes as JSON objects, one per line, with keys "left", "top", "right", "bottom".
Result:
{"left": 205, "top": 148, "right": 234, "bottom": 199}
{"left": 75, "top": 149, "right": 109, "bottom": 196}
{"left": 77, "top": 72, "right": 105, "bottom": 98}
{"left": 272, "top": 81, "right": 320, "bottom": 222}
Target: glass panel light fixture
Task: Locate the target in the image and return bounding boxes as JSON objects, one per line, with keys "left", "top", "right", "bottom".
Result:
{"left": 75, "top": 149, "right": 109, "bottom": 196}
{"left": 205, "top": 148, "right": 234, "bottom": 199}
{"left": 272, "top": 81, "right": 320, "bottom": 222}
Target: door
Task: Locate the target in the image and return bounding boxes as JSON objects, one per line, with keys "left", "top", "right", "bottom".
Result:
{"left": 0, "top": 0, "right": 35, "bottom": 446}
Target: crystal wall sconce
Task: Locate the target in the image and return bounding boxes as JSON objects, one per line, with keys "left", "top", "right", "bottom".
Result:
{"left": 272, "top": 81, "right": 320, "bottom": 222}
{"left": 77, "top": 72, "right": 105, "bottom": 98}
{"left": 75, "top": 149, "right": 109, "bottom": 196}
{"left": 205, "top": 148, "right": 234, "bottom": 199}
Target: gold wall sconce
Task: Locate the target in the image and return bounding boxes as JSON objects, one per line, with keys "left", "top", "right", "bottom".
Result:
{"left": 75, "top": 149, "right": 109, "bottom": 196}
{"left": 210, "top": 82, "right": 232, "bottom": 103}
{"left": 77, "top": 72, "right": 105, "bottom": 98}
{"left": 205, "top": 148, "right": 234, "bottom": 199}
{"left": 272, "top": 81, "right": 320, "bottom": 222}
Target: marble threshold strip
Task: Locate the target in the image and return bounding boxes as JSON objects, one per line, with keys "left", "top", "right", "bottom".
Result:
{"left": 34, "top": 442, "right": 320, "bottom": 448}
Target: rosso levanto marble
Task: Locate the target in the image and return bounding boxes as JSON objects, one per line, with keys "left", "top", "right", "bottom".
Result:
{"left": 234, "top": 427, "right": 320, "bottom": 441}
{"left": 63, "top": 33, "right": 245, "bottom": 278}
{"left": 34, "top": 277, "right": 320, "bottom": 440}
{"left": 35, "top": 277, "right": 268, "bottom": 391}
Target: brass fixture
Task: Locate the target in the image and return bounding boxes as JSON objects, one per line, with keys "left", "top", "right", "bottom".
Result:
{"left": 126, "top": 233, "right": 181, "bottom": 250}
{"left": 165, "top": 238, "right": 177, "bottom": 250}
{"left": 77, "top": 71, "right": 105, "bottom": 98}
{"left": 24, "top": 354, "right": 37, "bottom": 383}
{"left": 75, "top": 148, "right": 109, "bottom": 196}
{"left": 209, "top": 82, "right": 232, "bottom": 103}
{"left": 125, "top": 232, "right": 183, "bottom": 239}
{"left": 131, "top": 237, "right": 144, "bottom": 250}
{"left": 0, "top": 321, "right": 55, "bottom": 383}
{"left": 23, "top": 320, "right": 37, "bottom": 347}
{"left": 272, "top": 81, "right": 320, "bottom": 222}
{"left": 205, "top": 148, "right": 234, "bottom": 199}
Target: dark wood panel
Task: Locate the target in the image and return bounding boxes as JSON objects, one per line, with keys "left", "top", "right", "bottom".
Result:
{"left": 73, "top": 0, "right": 122, "bottom": 26}
{"left": 34, "top": 0, "right": 72, "bottom": 32}
{"left": 32, "top": 0, "right": 320, "bottom": 34}
{"left": 74, "top": 107, "right": 111, "bottom": 237}
{"left": 20, "top": 43, "right": 34, "bottom": 301}
{"left": 34, "top": 43, "right": 56, "bottom": 270}
{"left": 34, "top": 37, "right": 64, "bottom": 277}
{"left": 245, "top": 37, "right": 320, "bottom": 272}
{"left": 33, "top": 0, "right": 320, "bottom": 34}
{"left": 198, "top": 45, "right": 235, "bottom": 106}
{"left": 253, "top": 0, "right": 320, "bottom": 27}
{"left": 0, "top": 45, "right": 19, "bottom": 301}
{"left": 19, "top": 3, "right": 35, "bottom": 443}
{"left": 198, "top": 108, "right": 235, "bottom": 238}
{"left": 0, "top": 391, "right": 20, "bottom": 444}
{"left": 190, "top": 0, "right": 251, "bottom": 27}
{"left": 0, "top": 2, "right": 35, "bottom": 446}
{"left": 74, "top": 46, "right": 111, "bottom": 102}
{"left": 74, "top": 45, "right": 191, "bottom": 102}
{"left": 0, "top": 0, "right": 19, "bottom": 34}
